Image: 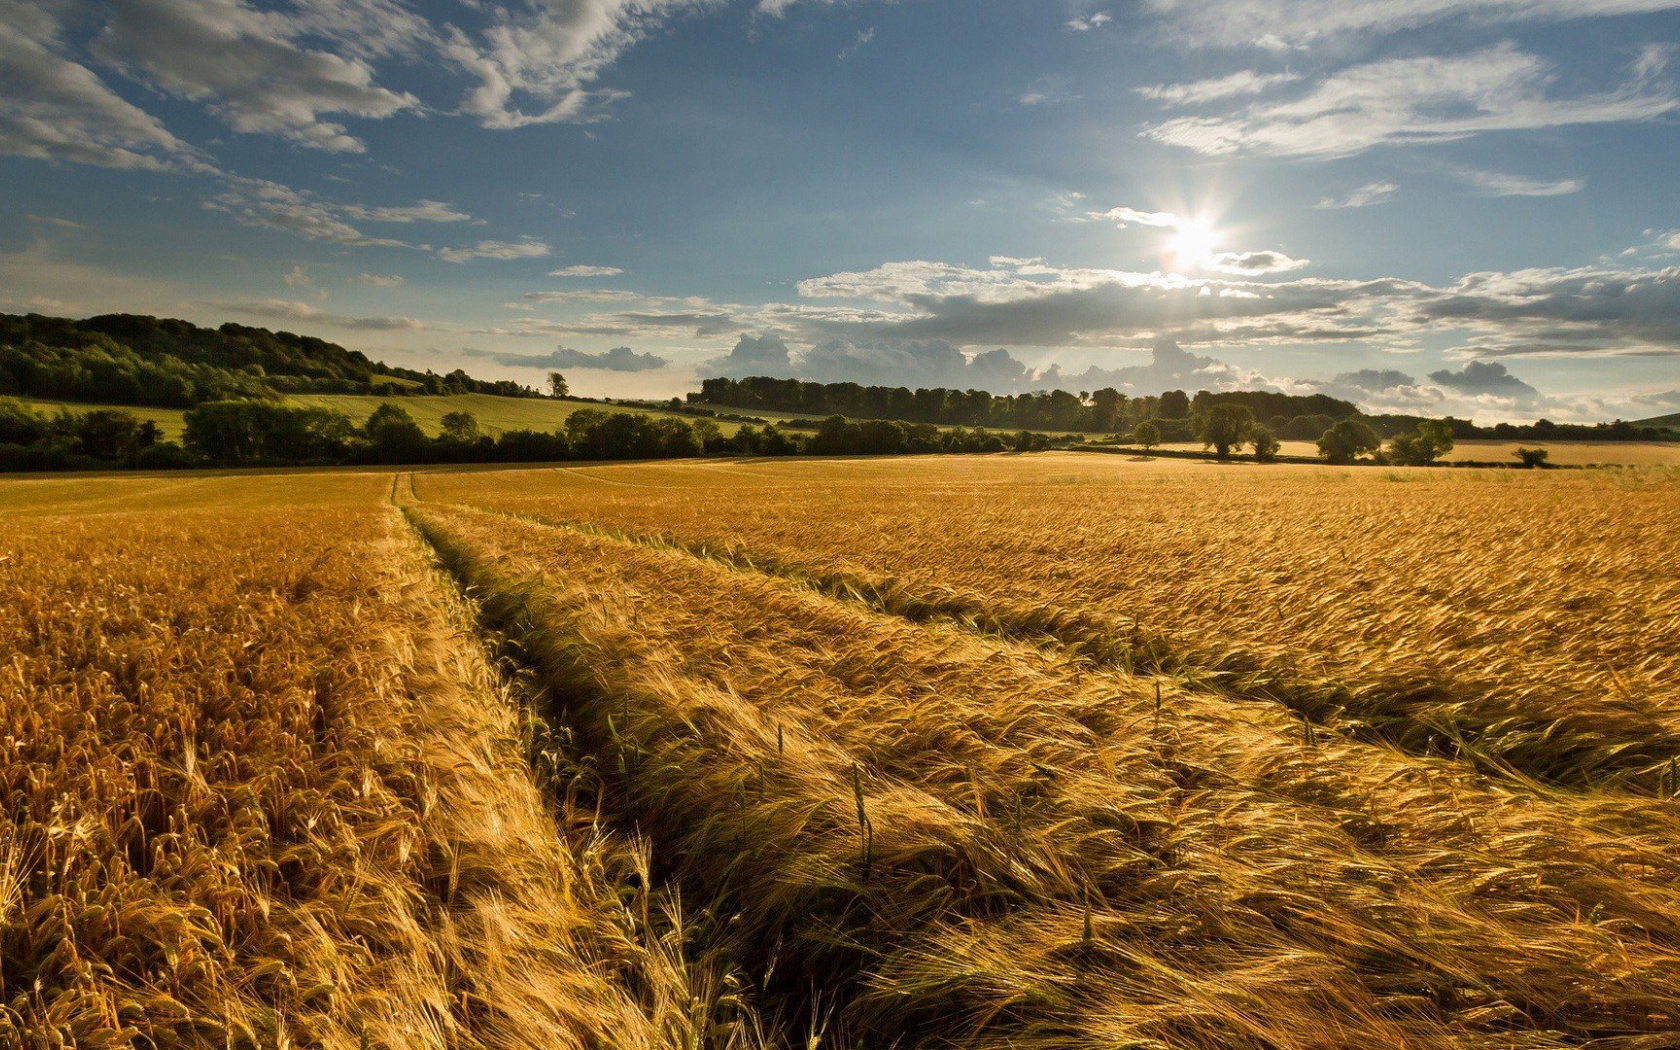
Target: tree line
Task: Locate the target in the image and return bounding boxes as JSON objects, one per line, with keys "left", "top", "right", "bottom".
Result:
{"left": 0, "top": 398, "right": 1074, "bottom": 472}
{"left": 695, "top": 376, "right": 1361, "bottom": 433}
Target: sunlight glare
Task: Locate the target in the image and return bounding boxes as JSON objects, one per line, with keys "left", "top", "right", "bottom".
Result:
{"left": 1165, "top": 217, "right": 1219, "bottom": 272}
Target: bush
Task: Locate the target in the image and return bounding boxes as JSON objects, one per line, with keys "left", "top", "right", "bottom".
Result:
{"left": 1514, "top": 447, "right": 1550, "bottom": 469}
{"left": 1250, "top": 424, "right": 1280, "bottom": 462}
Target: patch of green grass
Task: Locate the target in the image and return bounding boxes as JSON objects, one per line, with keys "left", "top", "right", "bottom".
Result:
{"left": 17, "top": 397, "right": 190, "bottom": 438}
{"left": 17, "top": 392, "right": 741, "bottom": 441}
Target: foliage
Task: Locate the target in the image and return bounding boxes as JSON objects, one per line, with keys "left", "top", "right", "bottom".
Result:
{"left": 1515, "top": 446, "right": 1551, "bottom": 468}
{"left": 0, "top": 311, "right": 542, "bottom": 409}
{"left": 1132, "top": 419, "right": 1161, "bottom": 451}
{"left": 1318, "top": 418, "right": 1383, "bottom": 464}
{"left": 440, "top": 409, "right": 481, "bottom": 442}
{"left": 1193, "top": 402, "right": 1256, "bottom": 458}
{"left": 1388, "top": 418, "right": 1457, "bottom": 465}
{"left": 1250, "top": 423, "right": 1280, "bottom": 461}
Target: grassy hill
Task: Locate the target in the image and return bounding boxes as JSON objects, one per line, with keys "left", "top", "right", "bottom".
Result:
{"left": 21, "top": 393, "right": 739, "bottom": 440}
{"left": 1636, "top": 411, "right": 1680, "bottom": 430}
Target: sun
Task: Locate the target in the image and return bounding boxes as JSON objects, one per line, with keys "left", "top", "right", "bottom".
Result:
{"left": 1164, "top": 218, "right": 1220, "bottom": 272}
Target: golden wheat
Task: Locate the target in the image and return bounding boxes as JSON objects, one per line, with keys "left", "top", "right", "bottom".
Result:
{"left": 420, "top": 455, "right": 1680, "bottom": 788}
{"left": 0, "top": 474, "right": 757, "bottom": 1049}
{"left": 409, "top": 499, "right": 1680, "bottom": 1047}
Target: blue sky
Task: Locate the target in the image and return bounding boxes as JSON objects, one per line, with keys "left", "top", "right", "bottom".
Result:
{"left": 3, "top": 0, "right": 1679, "bottom": 421}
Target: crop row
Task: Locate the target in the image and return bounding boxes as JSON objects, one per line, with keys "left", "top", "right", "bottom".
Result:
{"left": 411, "top": 502, "right": 1680, "bottom": 1048}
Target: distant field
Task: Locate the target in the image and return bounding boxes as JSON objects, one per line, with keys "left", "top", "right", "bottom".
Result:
{"left": 7, "top": 453, "right": 1680, "bottom": 1045}
{"left": 18, "top": 391, "right": 735, "bottom": 440}
{"left": 1143, "top": 438, "right": 1680, "bottom": 465}
{"left": 18, "top": 396, "right": 190, "bottom": 437}
{"left": 286, "top": 392, "right": 740, "bottom": 436}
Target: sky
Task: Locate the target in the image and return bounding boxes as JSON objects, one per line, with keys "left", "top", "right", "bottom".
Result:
{"left": 3, "top": 0, "right": 1680, "bottom": 423}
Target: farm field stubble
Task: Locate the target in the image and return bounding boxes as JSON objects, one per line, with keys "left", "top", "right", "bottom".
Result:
{"left": 7, "top": 452, "right": 1680, "bottom": 1048}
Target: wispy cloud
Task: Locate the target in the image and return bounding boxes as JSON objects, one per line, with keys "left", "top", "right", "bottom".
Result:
{"left": 218, "top": 297, "right": 428, "bottom": 330}
{"left": 1065, "top": 12, "right": 1111, "bottom": 31}
{"left": 550, "top": 264, "right": 626, "bottom": 277}
{"left": 1454, "top": 168, "right": 1584, "bottom": 196}
{"left": 1145, "top": 45, "right": 1678, "bottom": 159}
{"left": 1315, "top": 182, "right": 1399, "bottom": 209}
{"left": 1137, "top": 70, "right": 1299, "bottom": 106}
{"left": 1146, "top": 0, "right": 1680, "bottom": 50}
{"left": 438, "top": 238, "right": 552, "bottom": 263}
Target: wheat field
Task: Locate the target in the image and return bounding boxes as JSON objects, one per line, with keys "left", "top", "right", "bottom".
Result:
{"left": 7, "top": 453, "right": 1680, "bottom": 1047}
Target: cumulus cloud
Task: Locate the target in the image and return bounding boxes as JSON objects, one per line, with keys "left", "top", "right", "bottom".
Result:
{"left": 437, "top": 238, "right": 552, "bottom": 263}
{"left": 789, "top": 256, "right": 1405, "bottom": 348}
{"left": 1137, "top": 70, "right": 1299, "bottom": 106}
{"left": 0, "top": 0, "right": 203, "bottom": 170}
{"left": 1316, "top": 182, "right": 1398, "bottom": 209}
{"left": 1145, "top": 45, "right": 1678, "bottom": 159}
{"left": 219, "top": 297, "right": 427, "bottom": 330}
{"left": 1037, "top": 338, "right": 1249, "bottom": 394}
{"left": 700, "top": 332, "right": 796, "bottom": 378}
{"left": 1412, "top": 264, "right": 1680, "bottom": 356}
{"left": 94, "top": 0, "right": 419, "bottom": 153}
{"left": 1427, "top": 359, "right": 1541, "bottom": 397}
{"left": 463, "top": 344, "right": 667, "bottom": 371}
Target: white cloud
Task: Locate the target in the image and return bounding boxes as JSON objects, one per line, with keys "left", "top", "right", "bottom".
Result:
{"left": 445, "top": 0, "right": 713, "bottom": 129}
{"left": 1145, "top": 45, "right": 1678, "bottom": 158}
{"left": 0, "top": 0, "right": 203, "bottom": 170}
{"left": 1137, "top": 70, "right": 1299, "bottom": 106}
{"left": 206, "top": 178, "right": 412, "bottom": 248}
{"left": 1454, "top": 168, "right": 1584, "bottom": 196}
{"left": 1315, "top": 182, "right": 1398, "bottom": 209}
{"left": 95, "top": 0, "right": 419, "bottom": 153}
{"left": 550, "top": 264, "right": 626, "bottom": 277}
{"left": 438, "top": 238, "right": 552, "bottom": 263}
{"left": 1145, "top": 0, "right": 1680, "bottom": 50}
{"left": 343, "top": 200, "right": 474, "bottom": 223}
{"left": 1081, "top": 205, "right": 1183, "bottom": 227}
{"left": 1066, "top": 12, "right": 1112, "bottom": 31}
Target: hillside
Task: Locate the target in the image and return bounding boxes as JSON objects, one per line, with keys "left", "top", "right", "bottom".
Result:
{"left": 1638, "top": 411, "right": 1680, "bottom": 429}
{"left": 0, "top": 312, "right": 538, "bottom": 408}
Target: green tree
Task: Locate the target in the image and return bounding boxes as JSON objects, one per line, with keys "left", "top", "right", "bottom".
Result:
{"left": 1388, "top": 417, "right": 1456, "bottom": 465}
{"left": 1193, "top": 403, "right": 1256, "bottom": 459}
{"left": 1132, "top": 419, "right": 1161, "bottom": 452}
{"left": 440, "top": 410, "right": 480, "bottom": 442}
{"left": 1250, "top": 423, "right": 1280, "bottom": 462}
{"left": 1158, "top": 389, "right": 1190, "bottom": 419}
{"left": 1317, "top": 419, "right": 1382, "bottom": 464}
{"left": 1514, "top": 446, "right": 1550, "bottom": 469}
{"left": 364, "top": 403, "right": 426, "bottom": 462}
{"left": 548, "top": 371, "right": 569, "bottom": 398}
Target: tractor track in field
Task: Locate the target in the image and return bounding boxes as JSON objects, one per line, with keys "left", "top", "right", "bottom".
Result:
{"left": 393, "top": 472, "right": 1680, "bottom": 795}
